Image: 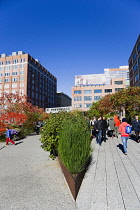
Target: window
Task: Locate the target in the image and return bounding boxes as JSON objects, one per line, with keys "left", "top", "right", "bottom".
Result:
{"left": 137, "top": 44, "right": 140, "bottom": 52}
{"left": 74, "top": 96, "right": 82, "bottom": 101}
{"left": 0, "top": 61, "right": 3, "bottom": 65}
{"left": 135, "top": 73, "right": 139, "bottom": 82}
{"left": 12, "top": 78, "right": 18, "bottom": 82}
{"left": 36, "top": 93, "right": 38, "bottom": 99}
{"left": 12, "top": 83, "right": 17, "bottom": 88}
{"left": 20, "top": 58, "right": 25, "bottom": 63}
{"left": 13, "top": 59, "right": 18, "bottom": 64}
{"left": 4, "top": 84, "right": 9, "bottom": 88}
{"left": 84, "top": 90, "right": 92, "bottom": 94}
{"left": 6, "top": 60, "right": 10, "bottom": 65}
{"left": 0, "top": 84, "right": 2, "bottom": 89}
{"left": 13, "top": 65, "right": 18, "bottom": 69}
{"left": 20, "top": 89, "right": 24, "bottom": 94}
{"left": 32, "top": 91, "right": 34, "bottom": 98}
{"left": 133, "top": 53, "right": 137, "bottom": 61}
{"left": 20, "top": 64, "right": 24, "bottom": 68}
{"left": 133, "top": 64, "right": 138, "bottom": 71}
{"left": 115, "top": 88, "right": 123, "bottom": 92}
{"left": 74, "top": 90, "right": 82, "bottom": 94}
{"left": 74, "top": 104, "right": 82, "bottom": 108}
{"left": 84, "top": 96, "right": 92, "bottom": 101}
{"left": 0, "top": 67, "right": 3, "bottom": 71}
{"left": 20, "top": 83, "right": 24, "bottom": 87}
{"left": 84, "top": 103, "right": 92, "bottom": 108}
{"left": 5, "top": 72, "right": 10, "bottom": 76}
{"left": 20, "top": 71, "right": 24, "bottom": 75}
{"left": 94, "top": 89, "right": 102, "bottom": 93}
{"left": 0, "top": 79, "right": 2, "bottom": 83}
{"left": 105, "top": 89, "right": 112, "bottom": 93}
{"left": 20, "top": 77, "right": 24, "bottom": 81}
{"left": 0, "top": 73, "right": 3, "bottom": 76}
{"left": 5, "top": 78, "right": 10, "bottom": 82}
{"left": 12, "top": 72, "right": 18, "bottom": 75}
{"left": 94, "top": 96, "right": 101, "bottom": 101}
{"left": 114, "top": 81, "right": 123, "bottom": 85}
{"left": 6, "top": 66, "right": 10, "bottom": 70}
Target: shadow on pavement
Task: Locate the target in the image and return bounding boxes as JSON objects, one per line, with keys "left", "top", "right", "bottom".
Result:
{"left": 117, "top": 144, "right": 124, "bottom": 154}
{"left": 28, "top": 133, "right": 39, "bottom": 136}
{"left": 129, "top": 135, "right": 138, "bottom": 143}
{"left": 15, "top": 141, "right": 23, "bottom": 145}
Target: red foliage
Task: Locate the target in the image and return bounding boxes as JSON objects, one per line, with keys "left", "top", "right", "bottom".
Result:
{"left": 0, "top": 121, "right": 6, "bottom": 135}
{"left": 0, "top": 92, "right": 48, "bottom": 129}
{"left": 1, "top": 112, "right": 27, "bottom": 126}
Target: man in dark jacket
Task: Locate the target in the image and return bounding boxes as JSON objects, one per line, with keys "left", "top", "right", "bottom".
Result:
{"left": 36, "top": 120, "right": 42, "bottom": 134}
{"left": 94, "top": 117, "right": 103, "bottom": 145}
{"left": 102, "top": 117, "right": 108, "bottom": 142}
{"left": 132, "top": 115, "right": 140, "bottom": 142}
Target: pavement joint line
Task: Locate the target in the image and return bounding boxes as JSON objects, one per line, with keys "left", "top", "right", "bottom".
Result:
{"left": 0, "top": 146, "right": 6, "bottom": 150}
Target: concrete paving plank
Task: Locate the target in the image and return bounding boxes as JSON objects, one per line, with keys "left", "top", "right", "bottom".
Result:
{"left": 106, "top": 140, "right": 125, "bottom": 210}
{"left": 110, "top": 137, "right": 140, "bottom": 210}
{"left": 90, "top": 142, "right": 107, "bottom": 210}
{"left": 76, "top": 139, "right": 100, "bottom": 210}
{"left": 115, "top": 138, "right": 140, "bottom": 201}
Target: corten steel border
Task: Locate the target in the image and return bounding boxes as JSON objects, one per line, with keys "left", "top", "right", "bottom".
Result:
{"left": 58, "top": 156, "right": 90, "bottom": 200}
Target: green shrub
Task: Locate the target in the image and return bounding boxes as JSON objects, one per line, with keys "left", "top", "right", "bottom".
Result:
{"left": 0, "top": 133, "right": 6, "bottom": 142}
{"left": 15, "top": 125, "right": 34, "bottom": 139}
{"left": 40, "top": 112, "right": 70, "bottom": 157}
{"left": 58, "top": 115, "right": 91, "bottom": 174}
{"left": 40, "top": 111, "right": 85, "bottom": 159}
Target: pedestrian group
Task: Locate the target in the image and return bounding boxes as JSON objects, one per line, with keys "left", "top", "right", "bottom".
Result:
{"left": 90, "top": 115, "right": 140, "bottom": 155}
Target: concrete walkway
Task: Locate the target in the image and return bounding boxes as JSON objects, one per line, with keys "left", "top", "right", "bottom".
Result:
{"left": 1, "top": 135, "right": 140, "bottom": 210}
{"left": 0, "top": 135, "right": 76, "bottom": 210}
{"left": 76, "top": 136, "right": 140, "bottom": 210}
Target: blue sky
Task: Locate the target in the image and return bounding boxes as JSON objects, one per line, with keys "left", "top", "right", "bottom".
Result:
{"left": 0, "top": 0, "right": 140, "bottom": 97}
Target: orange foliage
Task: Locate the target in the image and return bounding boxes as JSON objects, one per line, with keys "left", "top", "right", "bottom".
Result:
{"left": 0, "top": 121, "right": 6, "bottom": 135}
{"left": 1, "top": 112, "right": 27, "bottom": 126}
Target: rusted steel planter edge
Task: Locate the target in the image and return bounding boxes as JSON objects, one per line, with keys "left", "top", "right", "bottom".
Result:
{"left": 58, "top": 156, "right": 88, "bottom": 201}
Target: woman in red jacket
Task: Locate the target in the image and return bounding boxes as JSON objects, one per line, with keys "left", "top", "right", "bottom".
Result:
{"left": 119, "top": 118, "right": 130, "bottom": 155}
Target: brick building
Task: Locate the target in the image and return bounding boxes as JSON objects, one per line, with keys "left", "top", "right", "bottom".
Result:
{"left": 0, "top": 51, "right": 57, "bottom": 109}
{"left": 72, "top": 66, "right": 129, "bottom": 111}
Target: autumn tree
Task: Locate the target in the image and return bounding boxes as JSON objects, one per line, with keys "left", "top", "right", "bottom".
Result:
{"left": 0, "top": 92, "right": 27, "bottom": 111}
{"left": 0, "top": 121, "right": 6, "bottom": 135}
{"left": 87, "top": 101, "right": 101, "bottom": 118}
{"left": 0, "top": 112, "right": 27, "bottom": 127}
{"left": 0, "top": 92, "right": 48, "bottom": 136}
{"left": 87, "top": 87, "right": 140, "bottom": 118}
{"left": 111, "top": 87, "right": 140, "bottom": 116}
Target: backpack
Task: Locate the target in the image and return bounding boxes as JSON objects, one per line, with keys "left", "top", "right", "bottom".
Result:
{"left": 125, "top": 126, "right": 132, "bottom": 134}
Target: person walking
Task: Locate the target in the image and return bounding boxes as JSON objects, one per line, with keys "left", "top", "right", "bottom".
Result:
{"left": 36, "top": 120, "right": 42, "bottom": 134}
{"left": 102, "top": 116, "right": 108, "bottom": 142}
{"left": 114, "top": 115, "right": 120, "bottom": 138}
{"left": 132, "top": 115, "right": 140, "bottom": 143}
{"left": 90, "top": 117, "right": 96, "bottom": 138}
{"left": 94, "top": 116, "right": 103, "bottom": 145}
{"left": 119, "top": 118, "right": 130, "bottom": 155}
{"left": 108, "top": 117, "right": 115, "bottom": 138}
{"left": 5, "top": 127, "right": 15, "bottom": 146}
